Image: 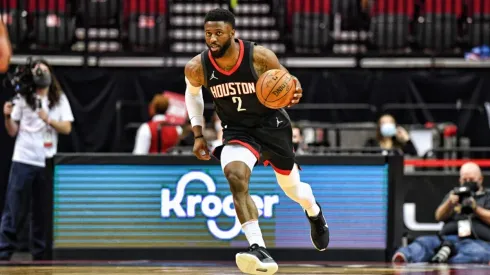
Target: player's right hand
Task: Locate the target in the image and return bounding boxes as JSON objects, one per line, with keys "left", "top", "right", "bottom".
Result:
{"left": 193, "top": 137, "right": 211, "bottom": 160}
{"left": 3, "top": 101, "right": 12, "bottom": 117}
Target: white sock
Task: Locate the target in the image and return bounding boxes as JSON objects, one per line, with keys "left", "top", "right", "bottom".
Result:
{"left": 242, "top": 220, "right": 266, "bottom": 247}
{"left": 305, "top": 203, "right": 321, "bottom": 217}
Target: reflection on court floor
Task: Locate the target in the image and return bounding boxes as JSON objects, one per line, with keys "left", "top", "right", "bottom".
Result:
{"left": 0, "top": 261, "right": 489, "bottom": 275}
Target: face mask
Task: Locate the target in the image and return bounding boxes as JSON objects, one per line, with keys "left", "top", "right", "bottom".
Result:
{"left": 380, "top": 123, "right": 396, "bottom": 137}
{"left": 33, "top": 72, "right": 52, "bottom": 88}
{"left": 463, "top": 181, "right": 479, "bottom": 193}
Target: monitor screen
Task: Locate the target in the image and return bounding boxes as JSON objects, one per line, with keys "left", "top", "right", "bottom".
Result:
{"left": 53, "top": 164, "right": 389, "bottom": 249}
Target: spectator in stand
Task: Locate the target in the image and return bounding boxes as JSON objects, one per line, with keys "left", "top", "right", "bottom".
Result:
{"left": 292, "top": 123, "right": 307, "bottom": 155}
{"left": 133, "top": 94, "right": 190, "bottom": 154}
{"left": 364, "top": 114, "right": 417, "bottom": 156}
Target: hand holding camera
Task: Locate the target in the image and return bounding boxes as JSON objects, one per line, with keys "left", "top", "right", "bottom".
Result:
{"left": 449, "top": 192, "right": 460, "bottom": 206}
{"left": 460, "top": 197, "right": 477, "bottom": 211}
{"left": 453, "top": 181, "right": 479, "bottom": 215}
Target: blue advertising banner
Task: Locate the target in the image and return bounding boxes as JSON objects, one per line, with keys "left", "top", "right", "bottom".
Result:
{"left": 54, "top": 163, "right": 389, "bottom": 250}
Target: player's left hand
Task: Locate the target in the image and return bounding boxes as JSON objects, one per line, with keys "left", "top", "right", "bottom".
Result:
{"left": 288, "top": 76, "right": 303, "bottom": 108}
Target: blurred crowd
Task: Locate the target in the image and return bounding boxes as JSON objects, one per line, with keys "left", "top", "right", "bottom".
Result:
{"left": 133, "top": 94, "right": 419, "bottom": 158}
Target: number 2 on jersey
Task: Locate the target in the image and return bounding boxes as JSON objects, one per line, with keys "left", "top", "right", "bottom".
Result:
{"left": 232, "top": 96, "right": 246, "bottom": 112}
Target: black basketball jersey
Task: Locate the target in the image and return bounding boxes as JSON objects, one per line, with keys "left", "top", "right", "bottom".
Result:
{"left": 201, "top": 39, "right": 277, "bottom": 128}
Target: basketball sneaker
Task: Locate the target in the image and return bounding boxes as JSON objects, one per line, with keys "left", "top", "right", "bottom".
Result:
{"left": 235, "top": 244, "right": 278, "bottom": 275}
{"left": 392, "top": 252, "right": 407, "bottom": 264}
{"left": 306, "top": 203, "right": 330, "bottom": 251}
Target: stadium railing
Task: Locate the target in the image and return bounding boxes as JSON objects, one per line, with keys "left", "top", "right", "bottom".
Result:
{"left": 116, "top": 100, "right": 481, "bottom": 150}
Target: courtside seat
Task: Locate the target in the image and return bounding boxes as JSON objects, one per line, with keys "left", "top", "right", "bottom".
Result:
{"left": 0, "top": 0, "right": 27, "bottom": 47}
{"left": 415, "top": 0, "right": 463, "bottom": 51}
{"left": 369, "top": 0, "right": 415, "bottom": 50}
{"left": 288, "top": 0, "right": 331, "bottom": 54}
{"left": 27, "top": 0, "right": 75, "bottom": 49}
{"left": 123, "top": 0, "right": 167, "bottom": 51}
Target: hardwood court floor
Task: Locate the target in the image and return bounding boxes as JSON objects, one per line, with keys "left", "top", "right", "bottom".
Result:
{"left": 0, "top": 262, "right": 490, "bottom": 275}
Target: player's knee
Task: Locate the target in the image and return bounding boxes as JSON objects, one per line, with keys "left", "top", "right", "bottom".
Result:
{"left": 224, "top": 162, "right": 250, "bottom": 195}
{"left": 275, "top": 164, "right": 301, "bottom": 189}
{"left": 275, "top": 165, "right": 315, "bottom": 207}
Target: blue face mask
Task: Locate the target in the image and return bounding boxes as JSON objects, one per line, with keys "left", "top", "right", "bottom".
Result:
{"left": 380, "top": 123, "right": 396, "bottom": 137}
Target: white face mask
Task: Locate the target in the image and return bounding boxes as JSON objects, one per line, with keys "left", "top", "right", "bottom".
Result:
{"left": 380, "top": 123, "right": 396, "bottom": 137}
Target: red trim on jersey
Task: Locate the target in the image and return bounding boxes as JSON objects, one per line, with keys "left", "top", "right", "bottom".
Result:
{"left": 263, "top": 160, "right": 292, "bottom": 176}
{"left": 208, "top": 39, "right": 245, "bottom": 76}
{"left": 228, "top": 139, "right": 260, "bottom": 160}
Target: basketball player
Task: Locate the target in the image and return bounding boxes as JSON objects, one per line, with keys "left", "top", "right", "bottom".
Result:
{"left": 184, "top": 9, "right": 329, "bottom": 275}
{"left": 0, "top": 20, "right": 12, "bottom": 73}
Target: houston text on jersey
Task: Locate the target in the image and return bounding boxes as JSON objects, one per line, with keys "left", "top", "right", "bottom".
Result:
{"left": 209, "top": 82, "right": 256, "bottom": 98}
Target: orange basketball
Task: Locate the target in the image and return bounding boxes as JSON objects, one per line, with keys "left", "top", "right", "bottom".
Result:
{"left": 256, "top": 69, "right": 296, "bottom": 109}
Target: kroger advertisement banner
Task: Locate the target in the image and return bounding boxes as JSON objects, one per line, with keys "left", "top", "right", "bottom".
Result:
{"left": 53, "top": 162, "right": 390, "bottom": 250}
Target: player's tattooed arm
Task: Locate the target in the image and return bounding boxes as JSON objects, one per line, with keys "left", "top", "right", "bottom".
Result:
{"left": 253, "top": 45, "right": 289, "bottom": 77}
{"left": 184, "top": 54, "right": 204, "bottom": 87}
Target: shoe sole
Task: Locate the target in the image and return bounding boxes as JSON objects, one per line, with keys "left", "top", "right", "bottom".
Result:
{"left": 391, "top": 252, "right": 407, "bottom": 264}
{"left": 235, "top": 253, "right": 278, "bottom": 275}
{"left": 307, "top": 212, "right": 329, "bottom": 251}
{"left": 310, "top": 233, "right": 327, "bottom": 251}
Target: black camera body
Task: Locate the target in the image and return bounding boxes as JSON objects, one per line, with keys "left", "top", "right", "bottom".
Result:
{"left": 453, "top": 185, "right": 474, "bottom": 201}
{"left": 453, "top": 182, "right": 479, "bottom": 215}
{"left": 3, "top": 57, "right": 36, "bottom": 97}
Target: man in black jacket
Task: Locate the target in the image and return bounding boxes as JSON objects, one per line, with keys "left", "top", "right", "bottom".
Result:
{"left": 393, "top": 162, "right": 490, "bottom": 263}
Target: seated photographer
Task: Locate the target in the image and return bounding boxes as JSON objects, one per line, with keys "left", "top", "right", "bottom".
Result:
{"left": 393, "top": 162, "right": 490, "bottom": 264}
{"left": 1, "top": 59, "right": 74, "bottom": 260}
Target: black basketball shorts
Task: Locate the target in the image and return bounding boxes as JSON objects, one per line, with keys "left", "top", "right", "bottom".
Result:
{"left": 212, "top": 109, "right": 298, "bottom": 175}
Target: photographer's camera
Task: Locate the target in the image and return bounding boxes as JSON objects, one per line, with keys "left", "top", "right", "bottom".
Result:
{"left": 430, "top": 235, "right": 456, "bottom": 264}
{"left": 3, "top": 57, "right": 36, "bottom": 97}
{"left": 453, "top": 181, "right": 479, "bottom": 215}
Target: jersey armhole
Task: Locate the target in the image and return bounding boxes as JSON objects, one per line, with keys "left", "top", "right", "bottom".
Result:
{"left": 249, "top": 41, "right": 259, "bottom": 81}
{"left": 200, "top": 53, "right": 208, "bottom": 89}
